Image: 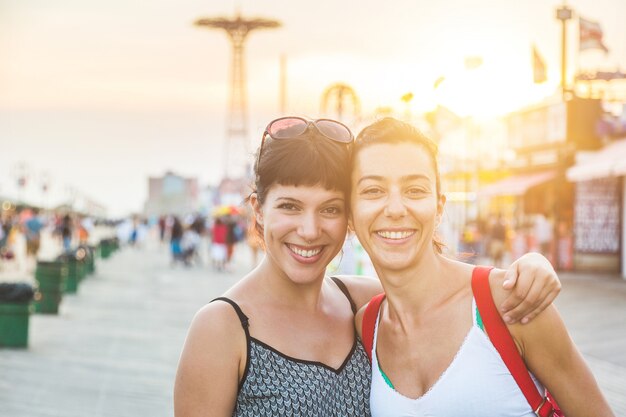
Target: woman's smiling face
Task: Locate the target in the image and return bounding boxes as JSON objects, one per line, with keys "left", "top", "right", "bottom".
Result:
{"left": 349, "top": 142, "right": 444, "bottom": 273}
{"left": 253, "top": 183, "right": 348, "bottom": 285}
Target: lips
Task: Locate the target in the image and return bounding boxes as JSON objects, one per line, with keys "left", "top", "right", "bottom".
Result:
{"left": 376, "top": 229, "right": 415, "bottom": 240}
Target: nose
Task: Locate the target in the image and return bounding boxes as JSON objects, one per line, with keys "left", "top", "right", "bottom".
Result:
{"left": 384, "top": 188, "right": 407, "bottom": 219}
{"left": 298, "top": 211, "right": 322, "bottom": 243}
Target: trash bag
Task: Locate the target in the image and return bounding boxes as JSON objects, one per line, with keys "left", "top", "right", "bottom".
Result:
{"left": 0, "top": 283, "right": 35, "bottom": 303}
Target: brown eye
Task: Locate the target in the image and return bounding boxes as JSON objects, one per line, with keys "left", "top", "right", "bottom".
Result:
{"left": 362, "top": 187, "right": 382, "bottom": 195}
{"left": 277, "top": 203, "right": 298, "bottom": 211}
{"left": 407, "top": 187, "right": 428, "bottom": 196}
{"left": 322, "top": 206, "right": 342, "bottom": 215}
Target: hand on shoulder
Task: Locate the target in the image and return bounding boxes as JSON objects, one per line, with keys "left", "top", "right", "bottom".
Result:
{"left": 492, "top": 257, "right": 561, "bottom": 325}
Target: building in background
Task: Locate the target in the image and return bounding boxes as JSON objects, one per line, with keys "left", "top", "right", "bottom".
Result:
{"left": 144, "top": 171, "right": 199, "bottom": 217}
{"left": 567, "top": 104, "right": 626, "bottom": 278}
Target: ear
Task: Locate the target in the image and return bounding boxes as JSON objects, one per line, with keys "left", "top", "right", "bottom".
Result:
{"left": 249, "top": 192, "right": 263, "bottom": 226}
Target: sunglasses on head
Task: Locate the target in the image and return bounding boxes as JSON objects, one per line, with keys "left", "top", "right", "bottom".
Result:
{"left": 256, "top": 116, "right": 354, "bottom": 166}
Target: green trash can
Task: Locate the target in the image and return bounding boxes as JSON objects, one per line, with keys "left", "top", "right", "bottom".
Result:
{"left": 100, "top": 240, "right": 112, "bottom": 259}
{"left": 0, "top": 283, "right": 35, "bottom": 348}
{"left": 86, "top": 245, "right": 97, "bottom": 274}
{"left": 0, "top": 303, "right": 32, "bottom": 347}
{"left": 59, "top": 254, "right": 80, "bottom": 294}
{"left": 34, "top": 261, "right": 67, "bottom": 314}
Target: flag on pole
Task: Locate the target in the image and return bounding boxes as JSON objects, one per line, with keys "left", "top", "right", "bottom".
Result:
{"left": 532, "top": 45, "right": 547, "bottom": 84}
{"left": 579, "top": 16, "right": 609, "bottom": 53}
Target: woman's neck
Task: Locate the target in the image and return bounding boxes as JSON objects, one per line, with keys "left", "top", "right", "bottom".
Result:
{"left": 250, "top": 257, "right": 328, "bottom": 312}
{"left": 376, "top": 252, "right": 461, "bottom": 328}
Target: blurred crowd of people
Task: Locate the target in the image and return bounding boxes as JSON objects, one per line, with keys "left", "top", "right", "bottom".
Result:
{"left": 115, "top": 209, "right": 261, "bottom": 272}
{"left": 458, "top": 211, "right": 572, "bottom": 268}
{"left": 0, "top": 206, "right": 98, "bottom": 271}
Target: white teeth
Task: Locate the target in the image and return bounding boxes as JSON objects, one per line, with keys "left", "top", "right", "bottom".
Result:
{"left": 377, "top": 230, "right": 414, "bottom": 240}
{"left": 288, "top": 245, "right": 322, "bottom": 258}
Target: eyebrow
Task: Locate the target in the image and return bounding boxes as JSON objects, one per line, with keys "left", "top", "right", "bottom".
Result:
{"left": 357, "top": 174, "right": 430, "bottom": 186}
{"left": 276, "top": 197, "right": 345, "bottom": 204}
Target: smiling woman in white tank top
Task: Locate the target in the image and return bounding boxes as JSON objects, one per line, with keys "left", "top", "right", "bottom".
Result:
{"left": 350, "top": 118, "right": 614, "bottom": 417}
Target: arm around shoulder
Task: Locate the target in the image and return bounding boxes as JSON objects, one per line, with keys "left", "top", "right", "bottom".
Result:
{"left": 174, "top": 302, "right": 246, "bottom": 417}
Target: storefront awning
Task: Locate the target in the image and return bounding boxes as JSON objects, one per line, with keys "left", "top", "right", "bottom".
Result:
{"left": 477, "top": 170, "right": 556, "bottom": 197}
{"left": 567, "top": 139, "right": 626, "bottom": 182}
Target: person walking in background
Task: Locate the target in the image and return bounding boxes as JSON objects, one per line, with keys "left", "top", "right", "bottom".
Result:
{"left": 24, "top": 208, "right": 44, "bottom": 261}
{"left": 225, "top": 217, "right": 238, "bottom": 265}
{"left": 488, "top": 213, "right": 507, "bottom": 267}
{"left": 158, "top": 215, "right": 166, "bottom": 243}
{"left": 80, "top": 216, "right": 94, "bottom": 244}
{"left": 77, "top": 216, "right": 90, "bottom": 245}
{"left": 534, "top": 212, "right": 553, "bottom": 262}
{"left": 61, "top": 214, "right": 73, "bottom": 252}
{"left": 191, "top": 215, "right": 206, "bottom": 237}
{"left": 180, "top": 225, "right": 201, "bottom": 267}
{"left": 129, "top": 217, "right": 138, "bottom": 246}
{"left": 0, "top": 212, "right": 16, "bottom": 264}
{"left": 210, "top": 217, "right": 228, "bottom": 271}
{"left": 460, "top": 221, "right": 481, "bottom": 264}
{"left": 170, "top": 216, "right": 184, "bottom": 265}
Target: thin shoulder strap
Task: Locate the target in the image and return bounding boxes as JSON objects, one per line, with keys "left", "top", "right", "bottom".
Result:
{"left": 362, "top": 293, "right": 385, "bottom": 363}
{"left": 210, "top": 297, "right": 251, "bottom": 394}
{"left": 471, "top": 266, "right": 556, "bottom": 417}
{"left": 330, "top": 276, "right": 357, "bottom": 314}
{"left": 211, "top": 297, "right": 250, "bottom": 330}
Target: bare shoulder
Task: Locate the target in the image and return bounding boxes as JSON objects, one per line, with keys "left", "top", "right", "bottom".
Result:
{"left": 180, "top": 299, "right": 247, "bottom": 370}
{"left": 174, "top": 299, "right": 246, "bottom": 416}
{"left": 192, "top": 300, "right": 244, "bottom": 335}
{"left": 332, "top": 274, "right": 383, "bottom": 310}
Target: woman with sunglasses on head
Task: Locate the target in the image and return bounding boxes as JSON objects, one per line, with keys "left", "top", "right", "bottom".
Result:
{"left": 174, "top": 117, "right": 562, "bottom": 417}
{"left": 351, "top": 118, "right": 613, "bottom": 417}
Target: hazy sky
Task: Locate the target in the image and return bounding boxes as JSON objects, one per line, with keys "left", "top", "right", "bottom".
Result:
{"left": 1, "top": 0, "right": 625, "bottom": 216}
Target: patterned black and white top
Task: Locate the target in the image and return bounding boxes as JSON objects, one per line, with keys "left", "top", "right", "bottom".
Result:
{"left": 213, "top": 278, "right": 371, "bottom": 417}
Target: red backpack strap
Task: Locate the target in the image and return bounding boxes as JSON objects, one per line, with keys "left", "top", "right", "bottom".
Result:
{"left": 361, "top": 293, "right": 386, "bottom": 363}
{"left": 471, "top": 266, "right": 556, "bottom": 417}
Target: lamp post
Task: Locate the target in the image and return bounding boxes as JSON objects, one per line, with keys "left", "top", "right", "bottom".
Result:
{"left": 556, "top": 5, "right": 573, "bottom": 100}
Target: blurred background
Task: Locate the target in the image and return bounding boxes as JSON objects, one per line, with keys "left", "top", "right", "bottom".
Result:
{"left": 2, "top": 0, "right": 626, "bottom": 274}
{"left": 1, "top": 0, "right": 626, "bottom": 415}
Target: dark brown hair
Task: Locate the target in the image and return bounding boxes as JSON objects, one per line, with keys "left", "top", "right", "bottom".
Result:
{"left": 352, "top": 117, "right": 445, "bottom": 253}
{"left": 249, "top": 129, "right": 352, "bottom": 239}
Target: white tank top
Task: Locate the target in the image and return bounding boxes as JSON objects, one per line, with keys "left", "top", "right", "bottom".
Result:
{"left": 370, "top": 298, "right": 544, "bottom": 417}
